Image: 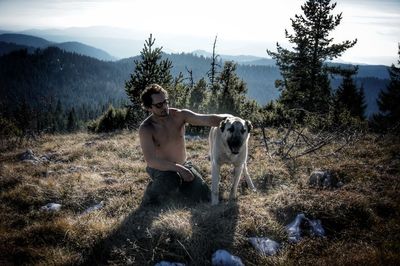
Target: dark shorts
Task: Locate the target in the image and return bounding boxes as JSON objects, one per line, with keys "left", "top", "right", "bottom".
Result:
{"left": 143, "top": 161, "right": 211, "bottom": 205}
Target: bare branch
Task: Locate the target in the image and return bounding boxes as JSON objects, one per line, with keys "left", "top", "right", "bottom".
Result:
{"left": 261, "top": 126, "right": 272, "bottom": 159}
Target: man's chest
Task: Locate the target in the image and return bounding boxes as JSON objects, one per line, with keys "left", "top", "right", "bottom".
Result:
{"left": 152, "top": 123, "right": 185, "bottom": 147}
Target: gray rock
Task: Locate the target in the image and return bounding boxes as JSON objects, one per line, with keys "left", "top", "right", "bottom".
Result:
{"left": 286, "top": 213, "right": 306, "bottom": 243}
{"left": 249, "top": 237, "right": 280, "bottom": 256}
{"left": 211, "top": 249, "right": 244, "bottom": 266}
{"left": 286, "top": 213, "right": 326, "bottom": 243}
{"left": 309, "top": 170, "right": 341, "bottom": 188}
{"left": 20, "top": 149, "right": 38, "bottom": 162}
{"left": 308, "top": 219, "right": 325, "bottom": 237}
{"left": 154, "top": 261, "right": 185, "bottom": 266}
{"left": 41, "top": 203, "right": 62, "bottom": 212}
{"left": 309, "top": 170, "right": 328, "bottom": 187}
{"left": 82, "top": 201, "right": 104, "bottom": 214}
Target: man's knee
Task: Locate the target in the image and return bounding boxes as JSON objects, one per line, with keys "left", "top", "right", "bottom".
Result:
{"left": 143, "top": 169, "right": 181, "bottom": 203}
{"left": 180, "top": 175, "right": 211, "bottom": 202}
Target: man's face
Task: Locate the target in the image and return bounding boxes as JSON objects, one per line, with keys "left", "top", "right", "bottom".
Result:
{"left": 149, "top": 92, "right": 169, "bottom": 117}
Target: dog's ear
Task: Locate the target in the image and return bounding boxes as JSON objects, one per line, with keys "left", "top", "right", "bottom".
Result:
{"left": 245, "top": 120, "right": 253, "bottom": 133}
{"left": 220, "top": 118, "right": 228, "bottom": 132}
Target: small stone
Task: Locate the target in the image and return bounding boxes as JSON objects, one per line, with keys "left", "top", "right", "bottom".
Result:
{"left": 249, "top": 237, "right": 280, "bottom": 256}
{"left": 41, "top": 203, "right": 62, "bottom": 212}
{"left": 211, "top": 249, "right": 244, "bottom": 266}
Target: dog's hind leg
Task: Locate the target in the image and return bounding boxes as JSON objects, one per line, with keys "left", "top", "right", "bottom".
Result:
{"left": 243, "top": 163, "right": 256, "bottom": 192}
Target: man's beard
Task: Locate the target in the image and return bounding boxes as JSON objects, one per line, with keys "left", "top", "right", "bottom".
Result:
{"left": 154, "top": 109, "right": 169, "bottom": 117}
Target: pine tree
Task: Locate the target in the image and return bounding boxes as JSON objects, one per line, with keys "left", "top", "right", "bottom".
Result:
{"left": 216, "top": 61, "right": 247, "bottom": 115}
{"left": 355, "top": 84, "right": 367, "bottom": 120}
{"left": 0, "top": 116, "right": 22, "bottom": 142}
{"left": 55, "top": 100, "right": 65, "bottom": 132}
{"left": 189, "top": 78, "right": 208, "bottom": 113}
{"left": 125, "top": 34, "right": 173, "bottom": 128}
{"left": 94, "top": 105, "right": 127, "bottom": 133}
{"left": 67, "top": 108, "right": 77, "bottom": 132}
{"left": 373, "top": 44, "right": 400, "bottom": 131}
{"left": 334, "top": 68, "right": 366, "bottom": 121}
{"left": 14, "top": 98, "right": 32, "bottom": 135}
{"left": 168, "top": 73, "right": 188, "bottom": 109}
{"left": 267, "top": 0, "right": 357, "bottom": 115}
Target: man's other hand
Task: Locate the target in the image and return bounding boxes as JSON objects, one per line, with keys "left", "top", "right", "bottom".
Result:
{"left": 178, "top": 165, "right": 195, "bottom": 182}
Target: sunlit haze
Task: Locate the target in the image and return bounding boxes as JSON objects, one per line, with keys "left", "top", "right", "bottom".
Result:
{"left": 0, "top": 0, "right": 399, "bottom": 65}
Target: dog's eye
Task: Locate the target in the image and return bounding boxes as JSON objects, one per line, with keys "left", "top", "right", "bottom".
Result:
{"left": 241, "top": 128, "right": 246, "bottom": 134}
{"left": 228, "top": 126, "right": 234, "bottom": 133}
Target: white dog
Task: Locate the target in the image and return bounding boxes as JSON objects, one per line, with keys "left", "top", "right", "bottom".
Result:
{"left": 209, "top": 116, "right": 256, "bottom": 205}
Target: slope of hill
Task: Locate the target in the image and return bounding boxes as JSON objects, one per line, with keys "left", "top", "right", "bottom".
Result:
{"left": 0, "top": 41, "right": 36, "bottom": 56}
{"left": 0, "top": 47, "right": 129, "bottom": 116}
{"left": 328, "top": 62, "right": 390, "bottom": 80}
{"left": 0, "top": 33, "right": 115, "bottom": 61}
{"left": 191, "top": 49, "right": 276, "bottom": 66}
{"left": 56, "top": 41, "right": 117, "bottom": 61}
{"left": 18, "top": 26, "right": 146, "bottom": 59}
{"left": 0, "top": 33, "right": 53, "bottom": 47}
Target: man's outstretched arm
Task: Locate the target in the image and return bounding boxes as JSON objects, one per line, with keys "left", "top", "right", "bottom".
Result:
{"left": 181, "top": 109, "right": 231, "bottom": 127}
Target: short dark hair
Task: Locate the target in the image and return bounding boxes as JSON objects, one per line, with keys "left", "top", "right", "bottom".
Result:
{"left": 141, "top": 84, "right": 169, "bottom": 108}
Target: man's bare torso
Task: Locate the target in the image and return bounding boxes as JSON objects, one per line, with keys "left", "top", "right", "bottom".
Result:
{"left": 142, "top": 109, "right": 187, "bottom": 165}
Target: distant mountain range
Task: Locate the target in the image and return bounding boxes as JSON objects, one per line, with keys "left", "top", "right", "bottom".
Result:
{"left": 0, "top": 32, "right": 391, "bottom": 74}
{"left": 0, "top": 32, "right": 278, "bottom": 65}
{"left": 0, "top": 32, "right": 391, "bottom": 117}
{"left": 0, "top": 33, "right": 116, "bottom": 61}
{"left": 191, "top": 50, "right": 277, "bottom": 66}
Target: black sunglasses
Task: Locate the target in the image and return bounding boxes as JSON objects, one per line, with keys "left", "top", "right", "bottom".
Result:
{"left": 152, "top": 99, "right": 169, "bottom": 108}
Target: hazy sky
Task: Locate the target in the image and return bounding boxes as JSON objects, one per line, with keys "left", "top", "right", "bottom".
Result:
{"left": 0, "top": 0, "right": 399, "bottom": 65}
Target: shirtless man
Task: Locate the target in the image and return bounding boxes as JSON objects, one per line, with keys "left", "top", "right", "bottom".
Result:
{"left": 139, "top": 84, "right": 227, "bottom": 204}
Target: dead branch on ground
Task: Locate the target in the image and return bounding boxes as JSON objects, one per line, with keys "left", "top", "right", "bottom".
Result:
{"left": 261, "top": 125, "right": 365, "bottom": 161}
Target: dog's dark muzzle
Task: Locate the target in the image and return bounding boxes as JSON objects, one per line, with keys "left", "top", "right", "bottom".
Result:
{"left": 228, "top": 135, "right": 244, "bottom": 155}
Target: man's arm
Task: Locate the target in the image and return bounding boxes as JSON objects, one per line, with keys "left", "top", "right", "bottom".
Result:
{"left": 139, "top": 125, "right": 194, "bottom": 181}
{"left": 181, "top": 109, "right": 231, "bottom": 127}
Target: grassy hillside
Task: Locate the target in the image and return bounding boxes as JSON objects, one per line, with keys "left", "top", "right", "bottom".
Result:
{"left": 0, "top": 130, "right": 399, "bottom": 265}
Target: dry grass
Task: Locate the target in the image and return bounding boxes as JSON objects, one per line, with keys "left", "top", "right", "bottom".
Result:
{"left": 0, "top": 129, "right": 399, "bottom": 265}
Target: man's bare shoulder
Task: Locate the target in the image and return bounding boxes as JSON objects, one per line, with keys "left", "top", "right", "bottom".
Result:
{"left": 139, "top": 116, "right": 155, "bottom": 133}
{"left": 171, "top": 108, "right": 192, "bottom": 124}
{"left": 169, "top": 108, "right": 182, "bottom": 115}
{"left": 174, "top": 108, "right": 198, "bottom": 120}
{"left": 165, "top": 108, "right": 186, "bottom": 121}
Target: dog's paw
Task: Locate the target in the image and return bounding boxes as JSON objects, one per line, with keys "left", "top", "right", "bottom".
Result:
{"left": 229, "top": 192, "right": 238, "bottom": 201}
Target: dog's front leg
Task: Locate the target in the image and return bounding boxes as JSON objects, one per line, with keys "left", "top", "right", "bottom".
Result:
{"left": 230, "top": 164, "right": 244, "bottom": 200}
{"left": 211, "top": 162, "right": 221, "bottom": 205}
